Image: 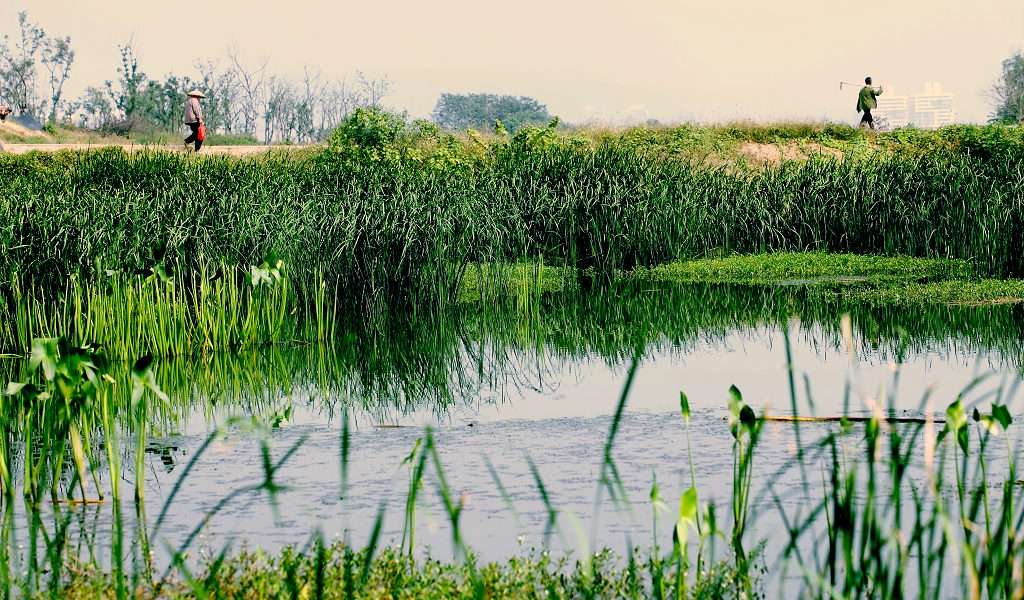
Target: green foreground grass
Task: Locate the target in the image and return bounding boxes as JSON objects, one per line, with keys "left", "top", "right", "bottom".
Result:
{"left": 43, "top": 546, "right": 753, "bottom": 600}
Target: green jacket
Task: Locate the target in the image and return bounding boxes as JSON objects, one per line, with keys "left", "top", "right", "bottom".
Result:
{"left": 857, "top": 86, "right": 881, "bottom": 111}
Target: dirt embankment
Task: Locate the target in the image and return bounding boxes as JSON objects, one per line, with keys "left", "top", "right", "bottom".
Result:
{"left": 1, "top": 142, "right": 289, "bottom": 156}
{"left": 1, "top": 119, "right": 850, "bottom": 162}
{"left": 736, "top": 141, "right": 844, "bottom": 166}
{"left": 0, "top": 120, "right": 304, "bottom": 156}
{"left": 0, "top": 118, "right": 51, "bottom": 140}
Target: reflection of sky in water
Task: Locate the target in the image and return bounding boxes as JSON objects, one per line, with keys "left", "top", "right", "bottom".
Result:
{"left": 261, "top": 320, "right": 1007, "bottom": 429}
{"left": 5, "top": 313, "right": 1023, "bottom": 598}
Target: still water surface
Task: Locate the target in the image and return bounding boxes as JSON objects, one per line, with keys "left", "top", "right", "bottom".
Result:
{"left": 4, "top": 283, "right": 1024, "bottom": 586}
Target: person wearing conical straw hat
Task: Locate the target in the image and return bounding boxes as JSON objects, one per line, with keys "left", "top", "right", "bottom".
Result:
{"left": 183, "top": 89, "right": 206, "bottom": 151}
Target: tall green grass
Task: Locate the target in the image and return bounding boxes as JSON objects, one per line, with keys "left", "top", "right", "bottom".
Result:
{"left": 0, "top": 257, "right": 335, "bottom": 359}
{"left": 2, "top": 124, "right": 1023, "bottom": 330}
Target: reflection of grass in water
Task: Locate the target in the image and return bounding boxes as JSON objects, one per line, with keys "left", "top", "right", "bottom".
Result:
{"left": 8, "top": 329, "right": 1024, "bottom": 597}
{"left": 4, "top": 276, "right": 1024, "bottom": 437}
{"left": 2, "top": 252, "right": 1019, "bottom": 366}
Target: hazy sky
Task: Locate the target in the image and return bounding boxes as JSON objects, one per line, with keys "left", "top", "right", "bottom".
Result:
{"left": 2, "top": 0, "right": 1022, "bottom": 124}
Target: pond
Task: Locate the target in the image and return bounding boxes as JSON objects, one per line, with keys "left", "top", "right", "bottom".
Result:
{"left": 3, "top": 281, "right": 1023, "bottom": 593}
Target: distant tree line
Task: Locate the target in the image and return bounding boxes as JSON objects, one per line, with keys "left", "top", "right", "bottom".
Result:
{"left": 431, "top": 93, "right": 552, "bottom": 133}
{"left": 0, "top": 11, "right": 393, "bottom": 143}
{"left": 2, "top": 11, "right": 562, "bottom": 143}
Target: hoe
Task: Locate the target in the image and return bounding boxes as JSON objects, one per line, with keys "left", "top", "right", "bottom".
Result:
{"left": 839, "top": 80, "right": 883, "bottom": 90}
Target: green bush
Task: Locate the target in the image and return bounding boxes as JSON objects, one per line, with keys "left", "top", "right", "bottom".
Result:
{"left": 329, "top": 107, "right": 409, "bottom": 150}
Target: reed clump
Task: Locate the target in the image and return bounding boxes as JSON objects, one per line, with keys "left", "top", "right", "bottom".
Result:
{"left": 0, "top": 257, "right": 335, "bottom": 360}
{"left": 2, "top": 118, "right": 1023, "bottom": 329}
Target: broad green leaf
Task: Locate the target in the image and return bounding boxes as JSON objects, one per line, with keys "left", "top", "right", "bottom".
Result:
{"left": 946, "top": 398, "right": 967, "bottom": 428}
{"left": 56, "top": 376, "right": 74, "bottom": 401}
{"left": 154, "top": 263, "right": 174, "bottom": 284}
{"left": 132, "top": 355, "right": 154, "bottom": 377}
{"left": 3, "top": 382, "right": 28, "bottom": 396}
{"left": 957, "top": 426, "right": 969, "bottom": 454}
{"left": 945, "top": 398, "right": 969, "bottom": 453}
{"left": 977, "top": 414, "right": 1002, "bottom": 436}
{"left": 866, "top": 416, "right": 879, "bottom": 442}
{"left": 728, "top": 385, "right": 743, "bottom": 438}
{"left": 739, "top": 405, "right": 756, "bottom": 426}
{"left": 992, "top": 404, "right": 1012, "bottom": 430}
{"left": 728, "top": 385, "right": 742, "bottom": 409}
{"left": 674, "top": 521, "right": 686, "bottom": 551}
{"left": 679, "top": 486, "right": 698, "bottom": 524}
{"left": 30, "top": 338, "right": 58, "bottom": 381}
{"left": 679, "top": 392, "right": 690, "bottom": 421}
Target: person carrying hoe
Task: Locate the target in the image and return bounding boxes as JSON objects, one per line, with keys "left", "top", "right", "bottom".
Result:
{"left": 857, "top": 77, "right": 883, "bottom": 130}
{"left": 183, "top": 89, "right": 206, "bottom": 151}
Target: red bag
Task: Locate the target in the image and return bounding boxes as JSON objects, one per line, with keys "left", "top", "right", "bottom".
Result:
{"left": 197, "top": 123, "right": 206, "bottom": 141}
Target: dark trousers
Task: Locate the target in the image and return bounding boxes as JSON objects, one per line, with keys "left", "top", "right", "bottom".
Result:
{"left": 859, "top": 109, "right": 874, "bottom": 129}
{"left": 184, "top": 122, "right": 203, "bottom": 151}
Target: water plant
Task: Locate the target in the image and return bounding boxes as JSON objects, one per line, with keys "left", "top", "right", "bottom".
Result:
{"left": 3, "top": 322, "right": 1024, "bottom": 598}
{"left": 0, "top": 256, "right": 326, "bottom": 360}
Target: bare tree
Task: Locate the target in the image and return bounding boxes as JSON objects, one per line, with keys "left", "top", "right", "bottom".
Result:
{"left": 296, "top": 66, "right": 325, "bottom": 142}
{"left": 264, "top": 74, "right": 305, "bottom": 143}
{"left": 320, "top": 77, "right": 366, "bottom": 133}
{"left": 356, "top": 70, "right": 393, "bottom": 107}
{"left": 194, "top": 58, "right": 236, "bottom": 133}
{"left": 226, "top": 44, "right": 267, "bottom": 137}
{"left": 989, "top": 51, "right": 1024, "bottom": 123}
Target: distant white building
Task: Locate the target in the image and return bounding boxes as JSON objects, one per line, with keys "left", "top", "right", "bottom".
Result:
{"left": 873, "top": 82, "right": 956, "bottom": 128}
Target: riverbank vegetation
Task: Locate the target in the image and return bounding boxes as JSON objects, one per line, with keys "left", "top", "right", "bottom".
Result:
{"left": 3, "top": 119, "right": 1023, "bottom": 288}
{"left": 34, "top": 545, "right": 753, "bottom": 600}
{"left": 3, "top": 117, "right": 1024, "bottom": 357}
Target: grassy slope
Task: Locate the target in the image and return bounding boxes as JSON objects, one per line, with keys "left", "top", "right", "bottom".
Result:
{"left": 7, "top": 119, "right": 1022, "bottom": 160}
{"left": 519, "top": 252, "right": 1024, "bottom": 306}
{"left": 639, "top": 253, "right": 1024, "bottom": 305}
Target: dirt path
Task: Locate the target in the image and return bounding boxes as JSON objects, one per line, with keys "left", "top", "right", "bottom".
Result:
{"left": 1, "top": 143, "right": 309, "bottom": 156}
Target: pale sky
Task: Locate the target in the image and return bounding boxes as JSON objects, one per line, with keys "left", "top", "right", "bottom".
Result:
{"left": 2, "top": 0, "right": 1022, "bottom": 125}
